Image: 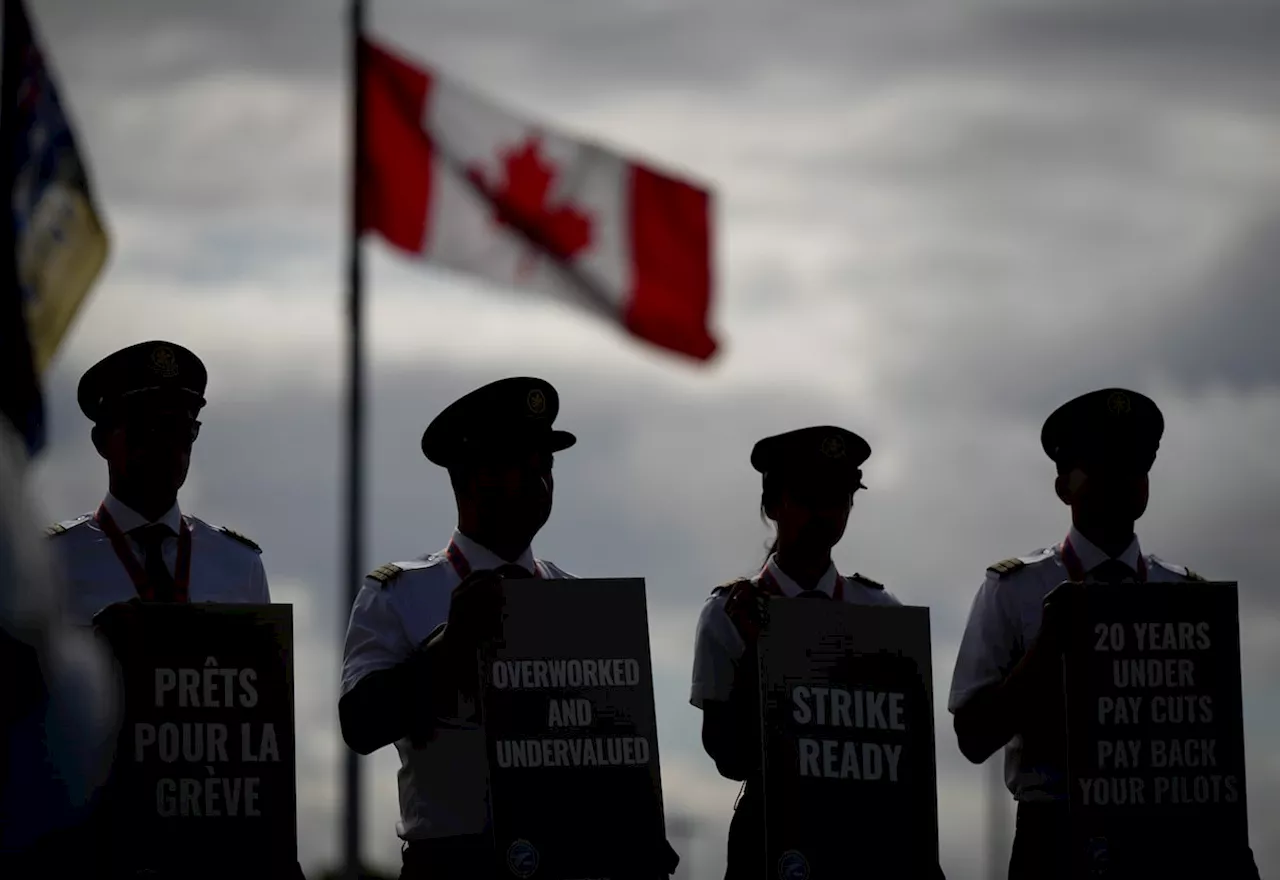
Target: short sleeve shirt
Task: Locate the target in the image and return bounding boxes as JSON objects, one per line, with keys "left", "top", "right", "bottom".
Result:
{"left": 340, "top": 529, "right": 573, "bottom": 841}
{"left": 948, "top": 526, "right": 1203, "bottom": 802}
{"left": 689, "top": 554, "right": 901, "bottom": 710}
{"left": 47, "top": 494, "right": 271, "bottom": 626}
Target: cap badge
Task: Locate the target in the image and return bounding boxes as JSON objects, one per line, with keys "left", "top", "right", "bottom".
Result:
{"left": 820, "top": 435, "right": 846, "bottom": 459}
{"left": 1107, "top": 391, "right": 1131, "bottom": 415}
{"left": 526, "top": 388, "right": 547, "bottom": 416}
{"left": 149, "top": 346, "right": 179, "bottom": 378}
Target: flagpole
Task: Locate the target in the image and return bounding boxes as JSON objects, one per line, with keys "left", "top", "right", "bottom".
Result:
{"left": 986, "top": 755, "right": 1008, "bottom": 880}
{"left": 343, "top": 0, "right": 367, "bottom": 877}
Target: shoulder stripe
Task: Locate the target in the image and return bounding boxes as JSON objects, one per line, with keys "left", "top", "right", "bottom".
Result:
{"left": 1149, "top": 556, "right": 1207, "bottom": 581}
{"left": 45, "top": 513, "right": 91, "bottom": 537}
{"left": 217, "top": 526, "right": 262, "bottom": 553}
{"left": 987, "top": 558, "right": 1026, "bottom": 577}
{"left": 368, "top": 563, "right": 404, "bottom": 587}
{"left": 849, "top": 572, "right": 884, "bottom": 590}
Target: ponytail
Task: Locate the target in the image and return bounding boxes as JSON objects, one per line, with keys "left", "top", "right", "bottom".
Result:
{"left": 759, "top": 499, "right": 779, "bottom": 567}
{"left": 759, "top": 472, "right": 785, "bottom": 567}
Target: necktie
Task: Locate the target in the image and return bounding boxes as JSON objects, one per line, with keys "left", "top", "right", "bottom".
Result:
{"left": 1090, "top": 559, "right": 1135, "bottom": 584}
{"left": 797, "top": 589, "right": 830, "bottom": 600}
{"left": 496, "top": 563, "right": 534, "bottom": 580}
{"left": 132, "top": 524, "right": 177, "bottom": 601}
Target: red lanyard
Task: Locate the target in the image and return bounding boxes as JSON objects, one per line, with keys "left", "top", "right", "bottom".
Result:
{"left": 1060, "top": 536, "right": 1147, "bottom": 583}
{"left": 758, "top": 565, "right": 844, "bottom": 601}
{"left": 96, "top": 504, "right": 192, "bottom": 602}
{"left": 445, "top": 540, "right": 542, "bottom": 580}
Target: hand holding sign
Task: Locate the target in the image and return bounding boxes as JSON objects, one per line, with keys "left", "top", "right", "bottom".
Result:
{"left": 1039, "top": 580, "right": 1082, "bottom": 656}
{"left": 92, "top": 597, "right": 148, "bottom": 660}
{"left": 724, "top": 578, "right": 768, "bottom": 643}
{"left": 444, "top": 569, "right": 507, "bottom": 652}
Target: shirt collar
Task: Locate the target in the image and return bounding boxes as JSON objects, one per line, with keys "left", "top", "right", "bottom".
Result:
{"left": 449, "top": 529, "right": 538, "bottom": 575}
{"left": 1066, "top": 525, "right": 1143, "bottom": 573}
{"left": 762, "top": 554, "right": 839, "bottom": 598}
{"left": 103, "top": 493, "right": 183, "bottom": 534}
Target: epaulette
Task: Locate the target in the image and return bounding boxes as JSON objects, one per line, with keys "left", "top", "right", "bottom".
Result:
{"left": 45, "top": 514, "right": 90, "bottom": 537}
{"left": 368, "top": 563, "right": 405, "bottom": 587}
{"left": 848, "top": 572, "right": 884, "bottom": 590}
{"left": 987, "top": 558, "right": 1026, "bottom": 577}
{"left": 217, "top": 526, "right": 262, "bottom": 553}
{"left": 1149, "top": 556, "right": 1206, "bottom": 582}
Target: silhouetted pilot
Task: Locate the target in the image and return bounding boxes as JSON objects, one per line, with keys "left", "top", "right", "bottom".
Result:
{"left": 47, "top": 341, "right": 269, "bottom": 631}
{"left": 340, "top": 377, "right": 679, "bottom": 880}
{"left": 44, "top": 341, "right": 298, "bottom": 879}
{"left": 949, "top": 388, "right": 1260, "bottom": 880}
{"left": 691, "top": 427, "right": 942, "bottom": 878}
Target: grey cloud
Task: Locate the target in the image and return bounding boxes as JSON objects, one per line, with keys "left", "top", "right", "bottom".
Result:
{"left": 1140, "top": 209, "right": 1280, "bottom": 391}
{"left": 37, "top": 0, "right": 964, "bottom": 88}
{"left": 997, "top": 0, "right": 1280, "bottom": 64}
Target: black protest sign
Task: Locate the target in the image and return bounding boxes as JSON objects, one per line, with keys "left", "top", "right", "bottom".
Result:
{"left": 100, "top": 603, "right": 296, "bottom": 874}
{"left": 1065, "top": 583, "right": 1249, "bottom": 879}
{"left": 757, "top": 601, "right": 938, "bottom": 880}
{"left": 481, "top": 578, "right": 667, "bottom": 880}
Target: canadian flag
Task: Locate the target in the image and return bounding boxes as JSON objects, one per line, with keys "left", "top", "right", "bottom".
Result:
{"left": 360, "top": 37, "right": 718, "bottom": 361}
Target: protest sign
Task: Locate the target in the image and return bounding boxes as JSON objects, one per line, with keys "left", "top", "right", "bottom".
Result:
{"left": 757, "top": 601, "right": 938, "bottom": 880}
{"left": 482, "top": 578, "right": 667, "bottom": 879}
{"left": 1065, "top": 583, "right": 1249, "bottom": 878}
{"left": 98, "top": 603, "right": 296, "bottom": 874}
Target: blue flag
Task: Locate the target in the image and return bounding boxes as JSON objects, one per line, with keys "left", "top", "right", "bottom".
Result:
{"left": 0, "top": 0, "right": 109, "bottom": 457}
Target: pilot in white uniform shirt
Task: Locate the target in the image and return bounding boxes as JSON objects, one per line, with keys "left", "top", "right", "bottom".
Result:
{"left": 689, "top": 426, "right": 940, "bottom": 880}
{"left": 342, "top": 528, "right": 573, "bottom": 840}
{"left": 47, "top": 493, "right": 269, "bottom": 627}
{"left": 948, "top": 523, "right": 1201, "bottom": 802}
{"left": 691, "top": 426, "right": 898, "bottom": 712}
{"left": 48, "top": 340, "right": 269, "bottom": 627}
{"left": 691, "top": 550, "right": 899, "bottom": 709}
{"left": 340, "top": 377, "right": 581, "bottom": 864}
{"left": 948, "top": 387, "right": 1260, "bottom": 880}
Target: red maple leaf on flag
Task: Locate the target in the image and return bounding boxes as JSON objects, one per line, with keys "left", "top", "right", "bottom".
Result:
{"left": 465, "top": 135, "right": 594, "bottom": 279}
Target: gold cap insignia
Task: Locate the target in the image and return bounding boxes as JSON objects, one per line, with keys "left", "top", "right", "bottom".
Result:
{"left": 820, "top": 435, "right": 846, "bottom": 459}
{"left": 526, "top": 389, "right": 547, "bottom": 416}
{"left": 149, "top": 346, "right": 178, "bottom": 378}
{"left": 1107, "top": 391, "right": 1131, "bottom": 415}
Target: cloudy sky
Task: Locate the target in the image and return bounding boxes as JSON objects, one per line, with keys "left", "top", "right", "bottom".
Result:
{"left": 21, "top": 0, "right": 1280, "bottom": 876}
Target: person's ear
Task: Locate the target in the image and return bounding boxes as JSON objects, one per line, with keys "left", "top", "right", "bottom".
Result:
{"left": 1055, "top": 468, "right": 1087, "bottom": 505}
{"left": 90, "top": 425, "right": 109, "bottom": 460}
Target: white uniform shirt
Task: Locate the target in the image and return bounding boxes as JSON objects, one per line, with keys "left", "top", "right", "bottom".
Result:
{"left": 689, "top": 554, "right": 901, "bottom": 709}
{"left": 340, "top": 529, "right": 574, "bottom": 841}
{"left": 948, "top": 526, "right": 1203, "bottom": 802}
{"left": 46, "top": 494, "right": 271, "bottom": 626}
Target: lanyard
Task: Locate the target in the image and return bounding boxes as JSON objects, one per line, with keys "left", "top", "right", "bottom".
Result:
{"left": 758, "top": 565, "right": 844, "bottom": 601}
{"left": 445, "top": 540, "right": 542, "bottom": 580}
{"left": 1060, "top": 536, "right": 1147, "bottom": 583}
{"left": 95, "top": 504, "right": 193, "bottom": 602}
